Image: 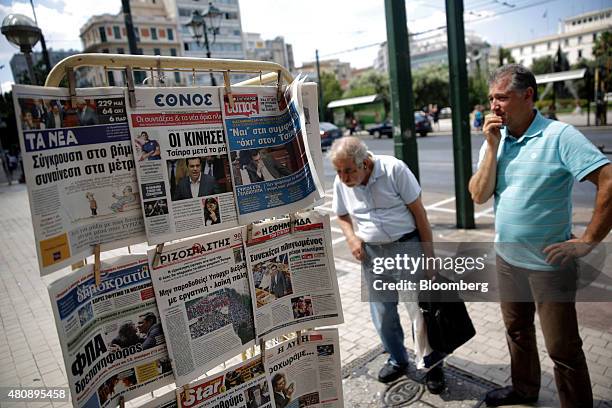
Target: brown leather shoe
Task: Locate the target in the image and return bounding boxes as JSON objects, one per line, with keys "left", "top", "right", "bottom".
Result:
{"left": 485, "top": 386, "right": 538, "bottom": 407}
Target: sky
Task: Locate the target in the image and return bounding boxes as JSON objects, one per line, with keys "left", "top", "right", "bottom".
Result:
{"left": 0, "top": 0, "right": 609, "bottom": 92}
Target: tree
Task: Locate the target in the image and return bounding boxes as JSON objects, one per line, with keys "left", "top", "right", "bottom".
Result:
{"left": 319, "top": 72, "right": 343, "bottom": 122}
{"left": 593, "top": 31, "right": 612, "bottom": 93}
{"left": 344, "top": 70, "right": 390, "bottom": 119}
{"left": 498, "top": 47, "right": 516, "bottom": 66}
{"left": 467, "top": 73, "right": 489, "bottom": 110}
{"left": 411, "top": 64, "right": 449, "bottom": 110}
{"left": 530, "top": 55, "right": 555, "bottom": 75}
{"left": 0, "top": 90, "right": 18, "bottom": 154}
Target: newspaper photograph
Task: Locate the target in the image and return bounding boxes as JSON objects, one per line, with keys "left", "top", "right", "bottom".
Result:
{"left": 127, "top": 87, "right": 238, "bottom": 244}
{"left": 221, "top": 83, "right": 324, "bottom": 225}
{"left": 48, "top": 255, "right": 173, "bottom": 408}
{"left": 172, "top": 356, "right": 272, "bottom": 408}
{"left": 245, "top": 212, "right": 343, "bottom": 340}
{"left": 13, "top": 85, "right": 145, "bottom": 276}
{"left": 265, "top": 329, "right": 343, "bottom": 408}
{"left": 148, "top": 227, "right": 255, "bottom": 386}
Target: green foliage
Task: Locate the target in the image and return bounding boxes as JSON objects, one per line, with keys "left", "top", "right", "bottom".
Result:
{"left": 498, "top": 47, "right": 516, "bottom": 65}
{"left": 320, "top": 71, "right": 343, "bottom": 121}
{"left": 530, "top": 55, "right": 555, "bottom": 75}
{"left": 411, "top": 65, "right": 449, "bottom": 109}
{"left": 0, "top": 91, "right": 18, "bottom": 151}
{"left": 593, "top": 31, "right": 612, "bottom": 92}
{"left": 344, "top": 70, "right": 390, "bottom": 118}
{"left": 467, "top": 73, "right": 489, "bottom": 108}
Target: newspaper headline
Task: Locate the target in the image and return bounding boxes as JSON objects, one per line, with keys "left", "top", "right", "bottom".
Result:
{"left": 48, "top": 256, "right": 172, "bottom": 408}
{"left": 13, "top": 85, "right": 145, "bottom": 276}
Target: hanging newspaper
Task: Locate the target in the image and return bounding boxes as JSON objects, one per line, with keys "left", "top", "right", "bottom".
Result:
{"left": 48, "top": 256, "right": 173, "bottom": 408}
{"left": 265, "top": 329, "right": 343, "bottom": 408}
{"left": 148, "top": 227, "right": 255, "bottom": 386}
{"left": 245, "top": 212, "right": 343, "bottom": 340}
{"left": 13, "top": 85, "right": 145, "bottom": 276}
{"left": 221, "top": 81, "right": 324, "bottom": 225}
{"left": 299, "top": 82, "right": 324, "bottom": 191}
{"left": 126, "top": 87, "right": 238, "bottom": 244}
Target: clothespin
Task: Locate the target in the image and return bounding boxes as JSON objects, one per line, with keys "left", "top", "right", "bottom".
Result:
{"left": 276, "top": 70, "right": 283, "bottom": 103}
{"left": 127, "top": 245, "right": 131, "bottom": 254}
{"left": 125, "top": 67, "right": 137, "bottom": 108}
{"left": 119, "top": 396, "right": 125, "bottom": 408}
{"left": 224, "top": 71, "right": 234, "bottom": 109}
{"left": 67, "top": 67, "right": 77, "bottom": 108}
{"left": 152, "top": 243, "right": 165, "bottom": 268}
{"left": 246, "top": 224, "right": 254, "bottom": 244}
{"left": 259, "top": 71, "right": 263, "bottom": 86}
{"left": 296, "top": 330, "right": 301, "bottom": 345}
{"left": 289, "top": 213, "right": 297, "bottom": 234}
{"left": 259, "top": 338, "right": 266, "bottom": 365}
{"left": 93, "top": 244, "right": 101, "bottom": 287}
{"left": 181, "top": 384, "right": 191, "bottom": 402}
{"left": 71, "top": 259, "right": 86, "bottom": 271}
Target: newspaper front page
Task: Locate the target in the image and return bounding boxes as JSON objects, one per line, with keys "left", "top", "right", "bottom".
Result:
{"left": 245, "top": 212, "right": 343, "bottom": 340}
{"left": 48, "top": 255, "right": 172, "bottom": 408}
{"left": 13, "top": 85, "right": 145, "bottom": 276}
{"left": 222, "top": 83, "right": 324, "bottom": 225}
{"left": 148, "top": 228, "right": 255, "bottom": 386}
{"left": 127, "top": 87, "right": 238, "bottom": 244}
{"left": 265, "top": 329, "right": 343, "bottom": 408}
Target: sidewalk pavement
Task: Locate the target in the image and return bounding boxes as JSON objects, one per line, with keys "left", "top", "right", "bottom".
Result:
{"left": 0, "top": 182, "right": 611, "bottom": 407}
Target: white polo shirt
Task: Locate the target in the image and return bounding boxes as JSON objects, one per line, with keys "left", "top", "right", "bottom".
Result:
{"left": 332, "top": 154, "right": 421, "bottom": 243}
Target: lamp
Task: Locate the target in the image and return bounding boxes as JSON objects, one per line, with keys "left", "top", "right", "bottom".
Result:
{"left": 186, "top": 2, "right": 223, "bottom": 85}
{"left": 1, "top": 13, "right": 41, "bottom": 85}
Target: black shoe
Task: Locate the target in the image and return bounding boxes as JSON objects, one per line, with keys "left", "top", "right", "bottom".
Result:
{"left": 377, "top": 362, "right": 407, "bottom": 383}
{"left": 485, "top": 386, "right": 538, "bottom": 407}
{"left": 425, "top": 365, "right": 445, "bottom": 395}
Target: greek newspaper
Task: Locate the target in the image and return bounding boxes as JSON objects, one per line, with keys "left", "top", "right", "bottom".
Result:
{"left": 245, "top": 212, "right": 343, "bottom": 340}
{"left": 148, "top": 228, "right": 255, "bottom": 386}
{"left": 222, "top": 82, "right": 324, "bottom": 225}
{"left": 126, "top": 87, "right": 238, "bottom": 244}
{"left": 13, "top": 85, "right": 145, "bottom": 276}
{"left": 265, "top": 329, "right": 343, "bottom": 408}
{"left": 48, "top": 256, "right": 172, "bottom": 408}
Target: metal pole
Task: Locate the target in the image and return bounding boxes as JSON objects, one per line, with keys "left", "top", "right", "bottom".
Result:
{"left": 201, "top": 17, "right": 216, "bottom": 86}
{"left": 445, "top": 0, "right": 475, "bottom": 229}
{"left": 384, "top": 0, "right": 418, "bottom": 179}
{"left": 29, "top": 0, "right": 50, "bottom": 75}
{"left": 24, "top": 51, "right": 37, "bottom": 85}
{"left": 315, "top": 49, "right": 324, "bottom": 121}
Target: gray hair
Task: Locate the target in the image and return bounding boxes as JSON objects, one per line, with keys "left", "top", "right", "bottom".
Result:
{"left": 489, "top": 64, "right": 537, "bottom": 102}
{"left": 329, "top": 136, "right": 370, "bottom": 166}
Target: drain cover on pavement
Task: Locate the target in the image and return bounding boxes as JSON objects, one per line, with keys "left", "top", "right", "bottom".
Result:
{"left": 383, "top": 379, "right": 423, "bottom": 406}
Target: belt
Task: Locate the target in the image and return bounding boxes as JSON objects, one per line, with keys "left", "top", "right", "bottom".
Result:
{"left": 397, "top": 229, "right": 420, "bottom": 242}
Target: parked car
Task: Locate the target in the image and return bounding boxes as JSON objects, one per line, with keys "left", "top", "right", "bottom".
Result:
{"left": 440, "top": 107, "right": 452, "bottom": 118}
{"left": 320, "top": 122, "right": 343, "bottom": 149}
{"left": 368, "top": 112, "right": 432, "bottom": 138}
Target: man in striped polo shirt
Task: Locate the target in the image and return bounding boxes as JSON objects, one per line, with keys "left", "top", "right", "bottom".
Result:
{"left": 469, "top": 64, "right": 612, "bottom": 407}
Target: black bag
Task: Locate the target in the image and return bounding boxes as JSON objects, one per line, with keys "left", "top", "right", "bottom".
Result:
{"left": 418, "top": 277, "right": 476, "bottom": 354}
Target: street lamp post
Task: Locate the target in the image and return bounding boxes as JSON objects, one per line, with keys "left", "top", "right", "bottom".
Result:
{"left": 186, "top": 3, "right": 222, "bottom": 85}
{"left": 1, "top": 14, "right": 41, "bottom": 85}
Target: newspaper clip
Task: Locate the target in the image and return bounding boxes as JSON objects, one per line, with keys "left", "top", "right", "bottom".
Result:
{"left": 259, "top": 338, "right": 266, "bottom": 365}
{"left": 182, "top": 384, "right": 190, "bottom": 400}
{"left": 126, "top": 66, "right": 137, "bottom": 108}
{"left": 93, "top": 244, "right": 101, "bottom": 287}
{"left": 289, "top": 213, "right": 298, "bottom": 234}
{"left": 276, "top": 70, "right": 283, "bottom": 103}
{"left": 246, "top": 223, "right": 254, "bottom": 244}
{"left": 156, "top": 56, "right": 165, "bottom": 85}
{"left": 119, "top": 396, "right": 125, "bottom": 408}
{"left": 152, "top": 243, "right": 165, "bottom": 268}
{"left": 296, "top": 330, "right": 301, "bottom": 345}
{"left": 71, "top": 259, "right": 86, "bottom": 271}
{"left": 67, "top": 67, "right": 77, "bottom": 108}
{"left": 224, "top": 71, "right": 235, "bottom": 110}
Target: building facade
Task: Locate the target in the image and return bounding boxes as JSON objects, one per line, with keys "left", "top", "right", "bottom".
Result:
{"left": 9, "top": 49, "right": 80, "bottom": 84}
{"left": 296, "top": 59, "right": 352, "bottom": 89}
{"left": 374, "top": 29, "right": 492, "bottom": 75}
{"left": 80, "top": 0, "right": 182, "bottom": 86}
{"left": 506, "top": 8, "right": 611, "bottom": 67}
{"left": 244, "top": 33, "right": 294, "bottom": 71}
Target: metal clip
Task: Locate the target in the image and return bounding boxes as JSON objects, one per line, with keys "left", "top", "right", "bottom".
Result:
{"left": 67, "top": 67, "right": 77, "bottom": 107}
{"left": 125, "top": 66, "right": 137, "bottom": 108}
{"left": 152, "top": 243, "right": 165, "bottom": 268}
{"left": 119, "top": 396, "right": 125, "bottom": 408}
{"left": 224, "top": 71, "right": 234, "bottom": 109}
{"left": 93, "top": 244, "right": 101, "bottom": 287}
{"left": 289, "top": 213, "right": 297, "bottom": 234}
{"left": 259, "top": 338, "right": 266, "bottom": 365}
{"left": 276, "top": 70, "right": 283, "bottom": 103}
{"left": 246, "top": 224, "right": 254, "bottom": 244}
{"left": 296, "top": 330, "right": 301, "bottom": 345}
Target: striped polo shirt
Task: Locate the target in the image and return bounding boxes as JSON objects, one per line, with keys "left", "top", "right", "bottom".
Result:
{"left": 477, "top": 110, "right": 610, "bottom": 270}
